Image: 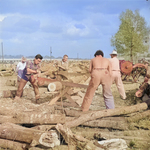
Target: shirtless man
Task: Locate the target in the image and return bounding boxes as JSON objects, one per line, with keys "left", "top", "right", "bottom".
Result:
{"left": 81, "top": 50, "right": 115, "bottom": 111}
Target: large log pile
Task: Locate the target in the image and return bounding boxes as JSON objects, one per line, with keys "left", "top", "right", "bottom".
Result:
{"left": 1, "top": 60, "right": 150, "bottom": 149}
{"left": 0, "top": 97, "right": 149, "bottom": 149}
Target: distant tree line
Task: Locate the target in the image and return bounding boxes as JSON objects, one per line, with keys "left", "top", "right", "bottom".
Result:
{"left": 0, "top": 55, "right": 87, "bottom": 60}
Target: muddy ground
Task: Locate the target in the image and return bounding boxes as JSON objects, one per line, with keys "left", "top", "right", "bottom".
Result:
{"left": 0, "top": 72, "right": 150, "bottom": 150}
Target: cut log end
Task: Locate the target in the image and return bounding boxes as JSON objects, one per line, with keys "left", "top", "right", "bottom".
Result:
{"left": 48, "top": 82, "right": 62, "bottom": 92}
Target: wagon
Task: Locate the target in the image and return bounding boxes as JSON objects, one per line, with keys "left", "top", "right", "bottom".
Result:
{"left": 119, "top": 60, "right": 148, "bottom": 82}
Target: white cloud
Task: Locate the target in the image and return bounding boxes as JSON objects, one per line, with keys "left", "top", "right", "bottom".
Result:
{"left": 0, "top": 0, "right": 149, "bottom": 58}
{"left": 0, "top": 15, "right": 6, "bottom": 21}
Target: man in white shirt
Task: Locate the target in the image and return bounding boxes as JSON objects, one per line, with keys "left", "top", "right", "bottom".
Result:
{"left": 16, "top": 57, "right": 26, "bottom": 86}
{"left": 109, "top": 50, "right": 126, "bottom": 100}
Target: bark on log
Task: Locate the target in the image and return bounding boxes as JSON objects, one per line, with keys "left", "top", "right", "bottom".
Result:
{"left": 65, "top": 102, "right": 148, "bottom": 128}
{"left": 65, "top": 116, "right": 128, "bottom": 130}
{"left": 55, "top": 123, "right": 104, "bottom": 150}
{"left": 29, "top": 147, "right": 45, "bottom": 150}
{"left": 32, "top": 125, "right": 55, "bottom": 131}
{"left": 64, "top": 108, "right": 87, "bottom": 117}
{"left": 0, "top": 113, "right": 65, "bottom": 124}
{"left": 82, "top": 117, "right": 128, "bottom": 130}
{"left": 0, "top": 115, "right": 16, "bottom": 123}
{"left": 37, "top": 77, "right": 57, "bottom": 87}
{"left": 126, "top": 110, "right": 150, "bottom": 122}
{"left": 94, "top": 131, "right": 150, "bottom": 142}
{"left": 14, "top": 112, "right": 66, "bottom": 124}
{"left": 56, "top": 101, "right": 79, "bottom": 108}
{"left": 0, "top": 138, "right": 29, "bottom": 150}
{"left": 48, "top": 81, "right": 62, "bottom": 92}
{"left": 0, "top": 103, "right": 55, "bottom": 116}
{"left": 0, "top": 123, "right": 60, "bottom": 147}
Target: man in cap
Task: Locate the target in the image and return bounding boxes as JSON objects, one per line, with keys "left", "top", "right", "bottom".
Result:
{"left": 14, "top": 54, "right": 43, "bottom": 102}
{"left": 81, "top": 50, "right": 115, "bottom": 112}
{"left": 109, "top": 50, "right": 126, "bottom": 99}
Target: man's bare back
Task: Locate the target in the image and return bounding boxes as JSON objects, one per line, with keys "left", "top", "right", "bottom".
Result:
{"left": 81, "top": 50, "right": 115, "bottom": 111}
{"left": 89, "top": 55, "right": 112, "bottom": 74}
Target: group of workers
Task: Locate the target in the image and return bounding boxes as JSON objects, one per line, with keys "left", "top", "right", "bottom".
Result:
{"left": 14, "top": 54, "right": 68, "bottom": 103}
{"left": 81, "top": 50, "right": 126, "bottom": 111}
{"left": 14, "top": 50, "right": 126, "bottom": 111}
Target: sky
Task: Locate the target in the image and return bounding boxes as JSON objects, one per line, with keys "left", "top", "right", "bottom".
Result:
{"left": 0, "top": 0, "right": 150, "bottom": 59}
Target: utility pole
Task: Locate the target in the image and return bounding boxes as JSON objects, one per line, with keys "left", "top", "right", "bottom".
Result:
{"left": 1, "top": 42, "right": 4, "bottom": 63}
{"left": 50, "top": 46, "right": 52, "bottom": 61}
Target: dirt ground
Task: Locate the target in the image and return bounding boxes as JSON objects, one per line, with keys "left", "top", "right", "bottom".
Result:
{"left": 0, "top": 73, "right": 150, "bottom": 150}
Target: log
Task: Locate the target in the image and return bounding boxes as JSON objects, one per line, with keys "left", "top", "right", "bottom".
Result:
{"left": 64, "top": 109, "right": 128, "bottom": 130}
{"left": 65, "top": 102, "right": 148, "bottom": 128}
{"left": 37, "top": 77, "right": 57, "bottom": 87}
{"left": 37, "top": 77, "right": 88, "bottom": 88}
{"left": 65, "top": 116, "right": 127, "bottom": 130}
{"left": 95, "top": 131, "right": 150, "bottom": 142}
{"left": 14, "top": 112, "right": 66, "bottom": 124}
{"left": 55, "top": 123, "right": 104, "bottom": 150}
{"left": 5, "top": 79, "right": 16, "bottom": 86}
{"left": 0, "top": 122, "right": 60, "bottom": 148}
{"left": 0, "top": 112, "right": 66, "bottom": 124}
{"left": 48, "top": 81, "right": 62, "bottom": 92}
{"left": 126, "top": 110, "right": 150, "bottom": 122}
{"left": 0, "top": 138, "right": 29, "bottom": 150}
{"left": 32, "top": 125, "right": 55, "bottom": 131}
{"left": 61, "top": 81, "right": 88, "bottom": 88}
{"left": 0, "top": 115, "right": 16, "bottom": 123}
{"left": 2, "top": 90, "right": 16, "bottom": 98}
{"left": 64, "top": 110, "right": 128, "bottom": 130}
{"left": 29, "top": 147, "right": 45, "bottom": 150}
{"left": 56, "top": 101, "right": 79, "bottom": 108}
{"left": 64, "top": 108, "right": 87, "bottom": 117}
{"left": 0, "top": 103, "right": 55, "bottom": 116}
{"left": 82, "top": 117, "right": 128, "bottom": 130}
{"left": 0, "top": 70, "right": 14, "bottom": 76}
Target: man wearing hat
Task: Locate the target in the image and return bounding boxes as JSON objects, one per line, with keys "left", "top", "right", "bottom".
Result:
{"left": 109, "top": 50, "right": 126, "bottom": 99}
